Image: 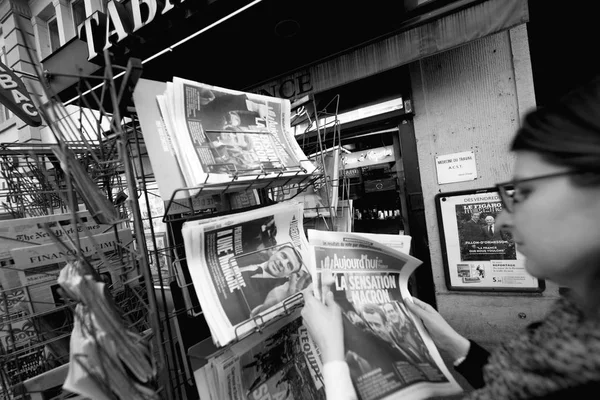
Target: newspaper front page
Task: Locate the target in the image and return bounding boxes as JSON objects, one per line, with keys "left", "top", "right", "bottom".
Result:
{"left": 308, "top": 230, "right": 462, "bottom": 400}
{"left": 199, "top": 313, "right": 326, "bottom": 400}
{"left": 182, "top": 202, "right": 313, "bottom": 346}
{"left": 9, "top": 228, "right": 133, "bottom": 314}
{"left": 164, "top": 77, "right": 315, "bottom": 186}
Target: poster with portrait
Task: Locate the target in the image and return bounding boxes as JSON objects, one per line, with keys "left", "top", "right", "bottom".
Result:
{"left": 435, "top": 187, "right": 543, "bottom": 292}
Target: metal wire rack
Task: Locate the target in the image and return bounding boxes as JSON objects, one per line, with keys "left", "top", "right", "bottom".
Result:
{"left": 1, "top": 25, "right": 347, "bottom": 400}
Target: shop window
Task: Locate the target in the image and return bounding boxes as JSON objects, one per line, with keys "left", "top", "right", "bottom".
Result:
{"left": 48, "top": 17, "right": 60, "bottom": 52}
{"left": 71, "top": 0, "right": 86, "bottom": 32}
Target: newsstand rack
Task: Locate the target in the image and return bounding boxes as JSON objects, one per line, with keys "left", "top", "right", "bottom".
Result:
{"left": 1, "top": 28, "right": 344, "bottom": 399}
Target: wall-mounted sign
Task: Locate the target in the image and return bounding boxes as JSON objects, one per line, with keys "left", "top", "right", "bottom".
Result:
{"left": 78, "top": 0, "right": 183, "bottom": 60}
{"left": 0, "top": 62, "right": 42, "bottom": 127}
{"left": 435, "top": 187, "right": 543, "bottom": 292}
{"left": 256, "top": 72, "right": 313, "bottom": 99}
{"left": 435, "top": 150, "right": 477, "bottom": 184}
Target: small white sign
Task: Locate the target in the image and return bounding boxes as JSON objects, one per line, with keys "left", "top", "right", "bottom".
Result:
{"left": 435, "top": 150, "right": 477, "bottom": 184}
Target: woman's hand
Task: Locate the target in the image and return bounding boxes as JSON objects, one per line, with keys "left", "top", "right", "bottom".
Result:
{"left": 405, "top": 297, "right": 470, "bottom": 361}
{"left": 302, "top": 291, "right": 345, "bottom": 364}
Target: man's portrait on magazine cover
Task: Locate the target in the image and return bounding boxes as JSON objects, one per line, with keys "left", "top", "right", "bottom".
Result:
{"left": 233, "top": 215, "right": 312, "bottom": 319}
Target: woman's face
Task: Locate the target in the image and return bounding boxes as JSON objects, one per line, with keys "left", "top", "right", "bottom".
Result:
{"left": 498, "top": 151, "right": 600, "bottom": 287}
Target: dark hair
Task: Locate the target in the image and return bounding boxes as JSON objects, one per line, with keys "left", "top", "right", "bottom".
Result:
{"left": 511, "top": 76, "right": 600, "bottom": 178}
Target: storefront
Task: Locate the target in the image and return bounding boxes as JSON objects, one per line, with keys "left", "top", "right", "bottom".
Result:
{"left": 0, "top": 0, "right": 571, "bottom": 398}
{"left": 32, "top": 0, "right": 543, "bottom": 340}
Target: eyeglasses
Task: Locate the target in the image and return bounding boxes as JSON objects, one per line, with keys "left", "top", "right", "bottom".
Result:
{"left": 496, "top": 170, "right": 589, "bottom": 213}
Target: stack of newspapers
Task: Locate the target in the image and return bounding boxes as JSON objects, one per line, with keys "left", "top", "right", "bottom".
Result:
{"left": 185, "top": 201, "right": 464, "bottom": 400}
{"left": 194, "top": 313, "right": 326, "bottom": 400}
{"left": 133, "top": 77, "right": 316, "bottom": 203}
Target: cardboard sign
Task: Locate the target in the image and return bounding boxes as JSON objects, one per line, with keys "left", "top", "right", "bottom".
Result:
{"left": 435, "top": 150, "right": 477, "bottom": 184}
{"left": 0, "top": 61, "right": 42, "bottom": 127}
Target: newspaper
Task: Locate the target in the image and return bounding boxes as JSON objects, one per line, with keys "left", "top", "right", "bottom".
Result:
{"left": 182, "top": 202, "right": 312, "bottom": 346}
{"left": 9, "top": 228, "right": 133, "bottom": 314}
{"left": 307, "top": 229, "right": 462, "bottom": 400}
{"left": 196, "top": 313, "right": 326, "bottom": 400}
{"left": 161, "top": 77, "right": 315, "bottom": 187}
{"left": 0, "top": 212, "right": 120, "bottom": 395}
{"left": 0, "top": 212, "right": 112, "bottom": 349}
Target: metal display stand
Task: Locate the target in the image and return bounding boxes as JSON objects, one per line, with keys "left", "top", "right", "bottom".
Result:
{"left": 0, "top": 51, "right": 173, "bottom": 400}
{"left": 0, "top": 39, "right": 343, "bottom": 400}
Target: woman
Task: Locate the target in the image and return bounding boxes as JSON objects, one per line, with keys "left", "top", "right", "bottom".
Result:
{"left": 302, "top": 75, "right": 600, "bottom": 400}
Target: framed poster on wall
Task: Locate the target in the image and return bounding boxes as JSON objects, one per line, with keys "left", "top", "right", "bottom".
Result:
{"left": 435, "top": 187, "right": 544, "bottom": 292}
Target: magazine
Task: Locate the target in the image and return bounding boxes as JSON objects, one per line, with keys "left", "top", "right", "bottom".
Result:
{"left": 160, "top": 77, "right": 315, "bottom": 187}
{"left": 196, "top": 312, "right": 326, "bottom": 400}
{"left": 182, "top": 202, "right": 312, "bottom": 346}
{"left": 307, "top": 229, "right": 462, "bottom": 400}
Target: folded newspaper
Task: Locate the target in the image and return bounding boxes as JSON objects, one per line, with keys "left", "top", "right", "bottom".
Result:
{"left": 308, "top": 229, "right": 462, "bottom": 400}
{"left": 182, "top": 202, "right": 312, "bottom": 347}
{"left": 195, "top": 312, "right": 325, "bottom": 400}
{"left": 157, "top": 77, "right": 316, "bottom": 187}
{"left": 185, "top": 202, "right": 462, "bottom": 399}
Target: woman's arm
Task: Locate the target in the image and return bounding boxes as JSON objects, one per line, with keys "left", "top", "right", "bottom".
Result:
{"left": 405, "top": 297, "right": 490, "bottom": 388}
{"left": 302, "top": 291, "right": 358, "bottom": 400}
{"left": 453, "top": 340, "right": 490, "bottom": 389}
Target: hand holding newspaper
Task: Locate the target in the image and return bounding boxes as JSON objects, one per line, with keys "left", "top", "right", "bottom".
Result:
{"left": 184, "top": 202, "right": 462, "bottom": 400}
{"left": 307, "top": 229, "right": 462, "bottom": 400}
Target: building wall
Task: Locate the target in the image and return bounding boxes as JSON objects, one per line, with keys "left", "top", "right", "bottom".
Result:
{"left": 409, "top": 25, "right": 558, "bottom": 348}
{"left": 0, "top": 0, "right": 43, "bottom": 142}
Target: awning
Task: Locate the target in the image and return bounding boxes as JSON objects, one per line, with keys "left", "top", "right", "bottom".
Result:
{"left": 249, "top": 0, "right": 529, "bottom": 95}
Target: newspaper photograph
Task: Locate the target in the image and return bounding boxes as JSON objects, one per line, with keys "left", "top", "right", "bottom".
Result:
{"left": 182, "top": 202, "right": 313, "bottom": 346}
{"left": 163, "top": 77, "right": 315, "bottom": 186}
{"left": 307, "top": 230, "right": 462, "bottom": 400}
{"left": 436, "top": 189, "right": 541, "bottom": 291}
{"left": 209, "top": 315, "right": 326, "bottom": 400}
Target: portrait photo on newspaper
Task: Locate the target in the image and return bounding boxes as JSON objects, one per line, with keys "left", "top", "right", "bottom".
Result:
{"left": 200, "top": 203, "right": 312, "bottom": 331}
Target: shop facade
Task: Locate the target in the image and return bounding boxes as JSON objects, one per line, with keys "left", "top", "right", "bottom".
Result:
{"left": 0, "top": 0, "right": 559, "bottom": 349}
{"left": 244, "top": 0, "right": 552, "bottom": 347}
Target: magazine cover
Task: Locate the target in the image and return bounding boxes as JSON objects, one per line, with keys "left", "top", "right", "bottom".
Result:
{"left": 182, "top": 202, "right": 313, "bottom": 346}
{"left": 166, "top": 77, "right": 315, "bottom": 185}
{"left": 307, "top": 230, "right": 462, "bottom": 400}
